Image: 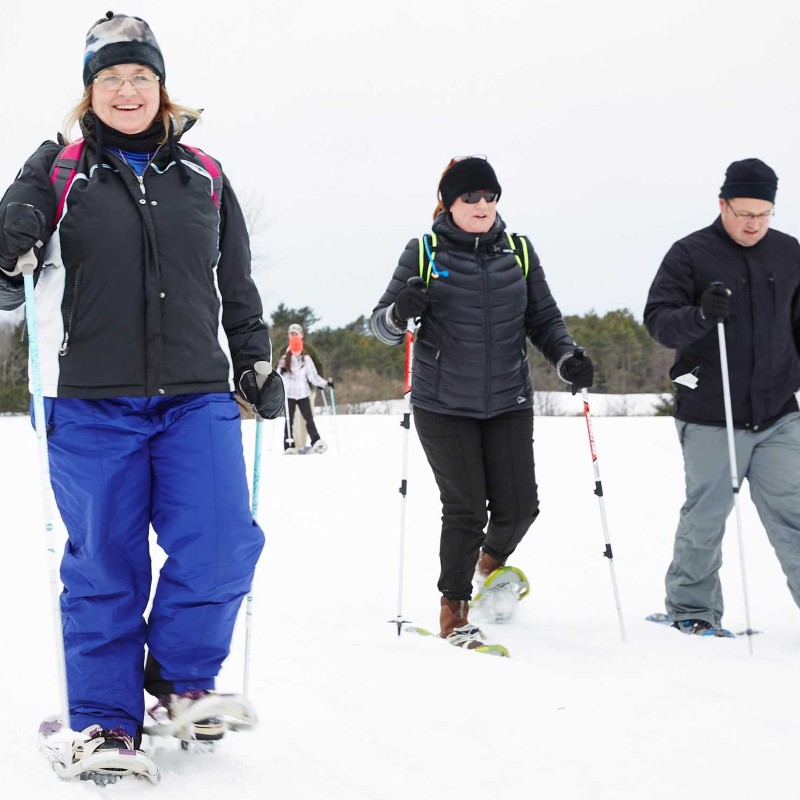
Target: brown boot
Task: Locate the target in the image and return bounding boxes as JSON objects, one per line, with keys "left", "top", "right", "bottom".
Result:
{"left": 439, "top": 596, "right": 485, "bottom": 649}
{"left": 476, "top": 549, "right": 507, "bottom": 579}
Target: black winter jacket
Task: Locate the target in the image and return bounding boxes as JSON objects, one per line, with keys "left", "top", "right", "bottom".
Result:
{"left": 644, "top": 217, "right": 800, "bottom": 430}
{"left": 0, "top": 130, "right": 269, "bottom": 399}
{"left": 371, "top": 213, "right": 575, "bottom": 419}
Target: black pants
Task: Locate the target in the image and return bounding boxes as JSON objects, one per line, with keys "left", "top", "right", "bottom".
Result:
{"left": 285, "top": 397, "right": 320, "bottom": 448}
{"left": 413, "top": 406, "right": 539, "bottom": 600}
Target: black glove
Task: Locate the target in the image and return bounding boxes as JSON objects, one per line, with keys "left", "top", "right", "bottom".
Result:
{"left": 0, "top": 202, "right": 47, "bottom": 260}
{"left": 237, "top": 366, "right": 285, "bottom": 420}
{"left": 558, "top": 349, "right": 594, "bottom": 395}
{"left": 327, "top": 378, "right": 335, "bottom": 389}
{"left": 700, "top": 283, "right": 731, "bottom": 322}
{"left": 391, "top": 277, "right": 429, "bottom": 324}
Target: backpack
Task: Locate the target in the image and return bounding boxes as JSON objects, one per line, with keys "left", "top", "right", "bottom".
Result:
{"left": 49, "top": 139, "right": 223, "bottom": 226}
{"left": 417, "top": 231, "right": 530, "bottom": 287}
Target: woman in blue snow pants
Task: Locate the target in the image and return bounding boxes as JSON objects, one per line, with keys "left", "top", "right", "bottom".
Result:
{"left": 0, "top": 12, "right": 284, "bottom": 754}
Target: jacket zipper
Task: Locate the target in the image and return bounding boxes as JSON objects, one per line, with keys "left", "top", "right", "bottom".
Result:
{"left": 476, "top": 235, "right": 493, "bottom": 414}
{"left": 117, "top": 144, "right": 164, "bottom": 195}
{"left": 59, "top": 265, "right": 82, "bottom": 356}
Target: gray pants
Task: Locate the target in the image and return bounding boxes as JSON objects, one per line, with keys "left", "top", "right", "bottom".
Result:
{"left": 666, "top": 412, "right": 800, "bottom": 627}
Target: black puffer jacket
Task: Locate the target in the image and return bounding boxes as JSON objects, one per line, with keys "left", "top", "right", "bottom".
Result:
{"left": 644, "top": 217, "right": 800, "bottom": 430}
{"left": 0, "top": 128, "right": 269, "bottom": 399}
{"left": 371, "top": 213, "right": 575, "bottom": 419}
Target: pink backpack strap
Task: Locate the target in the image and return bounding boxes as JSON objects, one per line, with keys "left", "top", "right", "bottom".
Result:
{"left": 181, "top": 144, "right": 223, "bottom": 209}
{"left": 49, "top": 140, "right": 84, "bottom": 226}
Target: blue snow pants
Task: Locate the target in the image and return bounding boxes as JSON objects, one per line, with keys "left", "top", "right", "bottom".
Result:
{"left": 41, "top": 393, "right": 265, "bottom": 738}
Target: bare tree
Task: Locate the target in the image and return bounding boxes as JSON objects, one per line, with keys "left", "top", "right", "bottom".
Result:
{"left": 237, "top": 190, "right": 271, "bottom": 275}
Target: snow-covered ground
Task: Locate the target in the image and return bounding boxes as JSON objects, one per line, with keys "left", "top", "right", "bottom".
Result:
{"left": 1, "top": 411, "right": 797, "bottom": 798}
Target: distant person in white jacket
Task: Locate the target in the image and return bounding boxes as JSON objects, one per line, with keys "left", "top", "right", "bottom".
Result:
{"left": 278, "top": 323, "right": 333, "bottom": 454}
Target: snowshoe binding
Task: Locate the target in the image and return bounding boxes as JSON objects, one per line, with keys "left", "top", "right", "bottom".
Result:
{"left": 144, "top": 690, "right": 257, "bottom": 751}
{"left": 39, "top": 718, "right": 159, "bottom": 785}
{"left": 645, "top": 612, "right": 735, "bottom": 638}
{"left": 403, "top": 624, "right": 509, "bottom": 658}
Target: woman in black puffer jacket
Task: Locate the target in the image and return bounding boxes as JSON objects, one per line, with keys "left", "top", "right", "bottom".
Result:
{"left": 371, "top": 156, "right": 593, "bottom": 653}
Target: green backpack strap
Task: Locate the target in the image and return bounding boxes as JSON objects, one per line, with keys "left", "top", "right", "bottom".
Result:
{"left": 506, "top": 232, "right": 529, "bottom": 278}
{"left": 417, "top": 233, "right": 525, "bottom": 285}
{"left": 418, "top": 232, "right": 442, "bottom": 287}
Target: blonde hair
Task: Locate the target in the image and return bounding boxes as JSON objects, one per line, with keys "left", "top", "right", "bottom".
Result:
{"left": 61, "top": 84, "right": 202, "bottom": 144}
{"left": 432, "top": 158, "right": 459, "bottom": 220}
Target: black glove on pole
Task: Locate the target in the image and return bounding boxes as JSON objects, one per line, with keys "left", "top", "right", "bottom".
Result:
{"left": 701, "top": 282, "right": 731, "bottom": 322}
{"left": 0, "top": 202, "right": 46, "bottom": 257}
{"left": 558, "top": 347, "right": 595, "bottom": 395}
{"left": 392, "top": 276, "right": 428, "bottom": 325}
{"left": 0, "top": 202, "right": 47, "bottom": 273}
{"left": 237, "top": 361, "right": 285, "bottom": 420}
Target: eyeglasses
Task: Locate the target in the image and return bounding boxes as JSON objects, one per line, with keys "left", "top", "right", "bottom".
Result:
{"left": 724, "top": 200, "right": 774, "bottom": 221}
{"left": 93, "top": 73, "right": 160, "bottom": 91}
{"left": 460, "top": 190, "right": 499, "bottom": 204}
{"left": 454, "top": 154, "right": 487, "bottom": 162}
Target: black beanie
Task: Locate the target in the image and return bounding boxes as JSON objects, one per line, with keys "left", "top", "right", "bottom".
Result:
{"left": 83, "top": 12, "right": 166, "bottom": 87}
{"left": 439, "top": 158, "right": 502, "bottom": 210}
{"left": 719, "top": 158, "right": 778, "bottom": 203}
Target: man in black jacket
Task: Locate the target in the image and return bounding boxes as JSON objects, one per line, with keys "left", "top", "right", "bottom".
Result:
{"left": 644, "top": 158, "right": 800, "bottom": 635}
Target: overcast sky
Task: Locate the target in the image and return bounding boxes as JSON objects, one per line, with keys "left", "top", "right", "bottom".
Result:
{"left": 2, "top": 0, "right": 800, "bottom": 330}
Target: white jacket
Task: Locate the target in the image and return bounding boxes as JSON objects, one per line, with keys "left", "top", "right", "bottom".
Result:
{"left": 278, "top": 352, "right": 328, "bottom": 400}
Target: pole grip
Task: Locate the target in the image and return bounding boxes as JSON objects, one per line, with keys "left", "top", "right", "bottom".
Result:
{"left": 17, "top": 247, "right": 38, "bottom": 277}
{"left": 254, "top": 360, "right": 272, "bottom": 390}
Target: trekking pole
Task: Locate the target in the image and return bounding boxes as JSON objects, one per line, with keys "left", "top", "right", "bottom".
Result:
{"left": 19, "top": 247, "right": 70, "bottom": 726}
{"left": 577, "top": 352, "right": 626, "bottom": 643}
{"left": 282, "top": 375, "right": 294, "bottom": 449}
{"left": 390, "top": 277, "right": 425, "bottom": 636}
{"left": 328, "top": 383, "right": 339, "bottom": 452}
{"left": 714, "top": 297, "right": 755, "bottom": 654}
{"left": 243, "top": 360, "right": 271, "bottom": 695}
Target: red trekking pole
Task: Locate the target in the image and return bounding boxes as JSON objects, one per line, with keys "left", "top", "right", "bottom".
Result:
{"left": 577, "top": 351, "right": 626, "bottom": 642}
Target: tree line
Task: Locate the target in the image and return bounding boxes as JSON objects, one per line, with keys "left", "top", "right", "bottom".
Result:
{"left": 0, "top": 306, "right": 674, "bottom": 414}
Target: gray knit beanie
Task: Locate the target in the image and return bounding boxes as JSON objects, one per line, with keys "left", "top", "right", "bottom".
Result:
{"left": 83, "top": 11, "right": 165, "bottom": 86}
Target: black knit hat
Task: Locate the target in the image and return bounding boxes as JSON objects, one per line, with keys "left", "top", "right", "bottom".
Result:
{"left": 719, "top": 158, "right": 778, "bottom": 203}
{"left": 439, "top": 157, "right": 502, "bottom": 210}
{"left": 83, "top": 11, "right": 165, "bottom": 87}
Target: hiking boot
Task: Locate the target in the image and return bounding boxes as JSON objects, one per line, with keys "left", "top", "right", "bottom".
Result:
{"left": 476, "top": 549, "right": 507, "bottom": 581}
{"left": 310, "top": 439, "right": 328, "bottom": 454}
{"left": 151, "top": 690, "right": 225, "bottom": 741}
{"left": 439, "top": 596, "right": 486, "bottom": 649}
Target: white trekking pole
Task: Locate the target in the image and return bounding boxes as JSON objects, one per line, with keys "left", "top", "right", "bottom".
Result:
{"left": 19, "top": 247, "right": 70, "bottom": 726}
{"left": 243, "top": 360, "right": 271, "bottom": 696}
{"left": 713, "top": 289, "right": 755, "bottom": 654}
{"left": 327, "top": 382, "right": 339, "bottom": 451}
{"left": 389, "top": 277, "right": 426, "bottom": 636}
{"left": 320, "top": 384, "right": 339, "bottom": 451}
{"left": 390, "top": 322, "right": 416, "bottom": 635}
{"left": 577, "top": 349, "right": 626, "bottom": 643}
{"left": 282, "top": 374, "right": 294, "bottom": 450}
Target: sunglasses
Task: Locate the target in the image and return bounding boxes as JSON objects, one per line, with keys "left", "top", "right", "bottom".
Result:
{"left": 460, "top": 191, "right": 499, "bottom": 204}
